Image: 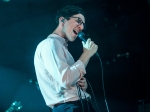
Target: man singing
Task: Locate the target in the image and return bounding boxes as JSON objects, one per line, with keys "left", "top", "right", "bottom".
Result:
{"left": 34, "top": 5, "right": 98, "bottom": 112}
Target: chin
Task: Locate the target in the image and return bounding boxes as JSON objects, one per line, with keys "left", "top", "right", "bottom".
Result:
{"left": 69, "top": 39, "right": 74, "bottom": 42}
{"left": 68, "top": 36, "right": 75, "bottom": 42}
{"left": 70, "top": 38, "right": 76, "bottom": 42}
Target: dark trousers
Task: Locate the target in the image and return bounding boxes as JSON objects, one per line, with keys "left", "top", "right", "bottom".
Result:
{"left": 52, "top": 99, "right": 96, "bottom": 112}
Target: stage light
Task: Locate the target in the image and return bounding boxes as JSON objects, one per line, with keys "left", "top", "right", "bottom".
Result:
{"left": 5, "top": 101, "right": 22, "bottom": 112}
{"left": 3, "top": 0, "right": 10, "bottom": 2}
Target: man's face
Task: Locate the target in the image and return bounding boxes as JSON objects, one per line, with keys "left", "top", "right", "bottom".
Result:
{"left": 62, "top": 14, "right": 85, "bottom": 42}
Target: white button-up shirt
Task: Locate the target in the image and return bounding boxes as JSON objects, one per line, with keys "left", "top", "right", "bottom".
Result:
{"left": 34, "top": 34, "right": 90, "bottom": 108}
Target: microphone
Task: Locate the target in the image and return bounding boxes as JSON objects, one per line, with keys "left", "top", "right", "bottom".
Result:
{"left": 78, "top": 32, "right": 86, "bottom": 43}
{"left": 78, "top": 32, "right": 99, "bottom": 57}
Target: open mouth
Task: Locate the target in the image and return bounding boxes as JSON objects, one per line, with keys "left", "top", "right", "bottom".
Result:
{"left": 73, "top": 30, "right": 78, "bottom": 35}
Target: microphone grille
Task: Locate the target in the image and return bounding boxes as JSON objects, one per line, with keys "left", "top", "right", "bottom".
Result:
{"left": 78, "top": 32, "right": 85, "bottom": 38}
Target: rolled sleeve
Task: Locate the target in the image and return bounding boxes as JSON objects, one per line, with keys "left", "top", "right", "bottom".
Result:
{"left": 61, "top": 60, "right": 86, "bottom": 88}
{"left": 74, "top": 60, "right": 86, "bottom": 82}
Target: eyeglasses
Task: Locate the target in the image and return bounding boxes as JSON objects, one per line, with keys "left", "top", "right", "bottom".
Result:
{"left": 70, "top": 17, "right": 86, "bottom": 30}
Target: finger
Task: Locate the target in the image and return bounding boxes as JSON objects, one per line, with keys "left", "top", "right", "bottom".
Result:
{"left": 81, "top": 86, "right": 87, "bottom": 91}
{"left": 89, "top": 41, "right": 94, "bottom": 48}
{"left": 78, "top": 83, "right": 84, "bottom": 87}
{"left": 82, "top": 77, "right": 86, "bottom": 79}
{"left": 78, "top": 79, "right": 85, "bottom": 83}
{"left": 79, "top": 77, "right": 86, "bottom": 84}
{"left": 82, "top": 41, "right": 85, "bottom": 46}
{"left": 81, "top": 87, "right": 85, "bottom": 90}
{"left": 80, "top": 77, "right": 86, "bottom": 80}
{"left": 78, "top": 81, "right": 86, "bottom": 85}
{"left": 78, "top": 83, "right": 86, "bottom": 88}
{"left": 78, "top": 80, "right": 85, "bottom": 83}
{"left": 86, "top": 38, "right": 91, "bottom": 45}
{"left": 91, "top": 43, "right": 97, "bottom": 50}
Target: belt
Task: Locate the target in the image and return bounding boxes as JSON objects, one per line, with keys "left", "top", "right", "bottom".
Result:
{"left": 53, "top": 98, "right": 90, "bottom": 108}
{"left": 54, "top": 103, "right": 61, "bottom": 108}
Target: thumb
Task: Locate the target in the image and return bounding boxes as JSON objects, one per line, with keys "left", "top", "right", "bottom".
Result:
{"left": 82, "top": 41, "right": 85, "bottom": 46}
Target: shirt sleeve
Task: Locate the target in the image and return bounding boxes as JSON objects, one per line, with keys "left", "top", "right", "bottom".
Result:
{"left": 40, "top": 39, "right": 86, "bottom": 88}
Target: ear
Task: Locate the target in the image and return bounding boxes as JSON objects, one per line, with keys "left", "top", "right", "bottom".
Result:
{"left": 61, "top": 19, "right": 65, "bottom": 23}
{"left": 59, "top": 17, "right": 65, "bottom": 24}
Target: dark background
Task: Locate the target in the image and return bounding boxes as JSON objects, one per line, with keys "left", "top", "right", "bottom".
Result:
{"left": 0, "top": 0, "right": 150, "bottom": 112}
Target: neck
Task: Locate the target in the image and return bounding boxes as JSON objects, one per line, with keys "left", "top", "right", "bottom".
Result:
{"left": 52, "top": 29, "right": 69, "bottom": 42}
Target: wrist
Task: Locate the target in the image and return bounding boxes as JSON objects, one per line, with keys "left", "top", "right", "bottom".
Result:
{"left": 83, "top": 51, "right": 92, "bottom": 58}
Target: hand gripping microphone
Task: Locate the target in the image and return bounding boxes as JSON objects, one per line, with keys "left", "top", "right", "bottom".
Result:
{"left": 78, "top": 32, "right": 99, "bottom": 57}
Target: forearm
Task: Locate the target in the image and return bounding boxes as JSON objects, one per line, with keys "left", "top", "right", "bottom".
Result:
{"left": 79, "top": 52, "right": 91, "bottom": 68}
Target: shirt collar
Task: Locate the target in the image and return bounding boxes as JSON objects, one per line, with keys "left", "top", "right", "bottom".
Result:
{"left": 48, "top": 34, "right": 68, "bottom": 47}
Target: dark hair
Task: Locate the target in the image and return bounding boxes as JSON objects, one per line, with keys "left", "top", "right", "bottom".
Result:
{"left": 55, "top": 5, "right": 85, "bottom": 26}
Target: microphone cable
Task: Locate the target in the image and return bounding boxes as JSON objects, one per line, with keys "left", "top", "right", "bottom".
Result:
{"left": 86, "top": 79, "right": 100, "bottom": 112}
{"left": 76, "top": 83, "right": 91, "bottom": 112}
{"left": 76, "top": 83, "right": 85, "bottom": 112}
{"left": 78, "top": 32, "right": 110, "bottom": 112}
{"left": 76, "top": 81, "right": 99, "bottom": 112}
{"left": 81, "top": 53, "right": 109, "bottom": 112}
{"left": 96, "top": 53, "right": 110, "bottom": 112}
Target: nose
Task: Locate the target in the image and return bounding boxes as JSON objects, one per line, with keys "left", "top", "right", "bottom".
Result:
{"left": 78, "top": 23, "right": 84, "bottom": 30}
